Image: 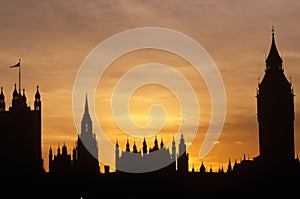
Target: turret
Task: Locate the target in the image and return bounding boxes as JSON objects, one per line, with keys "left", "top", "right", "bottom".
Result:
{"left": 132, "top": 141, "right": 138, "bottom": 153}
{"left": 179, "top": 134, "right": 186, "bottom": 156}
{"left": 34, "top": 85, "right": 41, "bottom": 111}
{"left": 72, "top": 146, "right": 77, "bottom": 161}
{"left": 177, "top": 134, "right": 189, "bottom": 173}
{"left": 126, "top": 139, "right": 130, "bottom": 152}
{"left": 62, "top": 144, "right": 67, "bottom": 156}
{"left": 49, "top": 146, "right": 53, "bottom": 161}
{"left": 49, "top": 146, "right": 53, "bottom": 173}
{"left": 171, "top": 137, "right": 176, "bottom": 160}
{"left": 152, "top": 136, "right": 159, "bottom": 151}
{"left": 160, "top": 137, "right": 164, "bottom": 149}
{"left": 227, "top": 158, "right": 232, "bottom": 174}
{"left": 12, "top": 83, "right": 19, "bottom": 107}
{"left": 0, "top": 87, "right": 5, "bottom": 112}
{"left": 22, "top": 88, "right": 27, "bottom": 106}
{"left": 115, "top": 140, "right": 119, "bottom": 158}
{"left": 57, "top": 145, "right": 61, "bottom": 156}
{"left": 115, "top": 140, "right": 120, "bottom": 172}
{"left": 200, "top": 161, "right": 206, "bottom": 173}
{"left": 142, "top": 138, "right": 147, "bottom": 155}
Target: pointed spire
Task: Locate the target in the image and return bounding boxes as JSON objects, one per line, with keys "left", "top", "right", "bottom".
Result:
{"left": 126, "top": 138, "right": 130, "bottom": 152}
{"left": 116, "top": 139, "right": 119, "bottom": 148}
{"left": 84, "top": 92, "right": 89, "bottom": 116}
{"left": 227, "top": 158, "right": 232, "bottom": 173}
{"left": 0, "top": 87, "right": 4, "bottom": 100}
{"left": 72, "top": 145, "right": 77, "bottom": 161}
{"left": 34, "top": 85, "right": 41, "bottom": 111}
{"left": 179, "top": 134, "right": 186, "bottom": 156}
{"left": 0, "top": 86, "right": 5, "bottom": 112}
{"left": 142, "top": 137, "right": 147, "bottom": 154}
{"left": 132, "top": 140, "right": 138, "bottom": 153}
{"left": 35, "top": 85, "right": 40, "bottom": 99}
{"left": 172, "top": 136, "right": 176, "bottom": 148}
{"left": 13, "top": 83, "right": 18, "bottom": 99}
{"left": 62, "top": 142, "right": 67, "bottom": 155}
{"left": 153, "top": 136, "right": 159, "bottom": 151}
{"left": 49, "top": 145, "right": 53, "bottom": 161}
{"left": 22, "top": 88, "right": 27, "bottom": 105}
{"left": 57, "top": 144, "right": 61, "bottom": 155}
{"left": 200, "top": 160, "right": 206, "bottom": 173}
{"left": 160, "top": 136, "right": 164, "bottom": 149}
{"left": 49, "top": 145, "right": 52, "bottom": 154}
{"left": 266, "top": 26, "right": 283, "bottom": 71}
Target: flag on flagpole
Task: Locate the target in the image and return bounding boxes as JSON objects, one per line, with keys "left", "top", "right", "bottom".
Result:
{"left": 10, "top": 61, "right": 20, "bottom": 68}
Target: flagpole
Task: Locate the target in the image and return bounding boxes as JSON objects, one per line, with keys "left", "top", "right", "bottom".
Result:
{"left": 19, "top": 59, "right": 21, "bottom": 94}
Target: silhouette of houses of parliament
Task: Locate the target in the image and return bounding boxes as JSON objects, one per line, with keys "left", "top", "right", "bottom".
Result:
{"left": 48, "top": 94, "right": 100, "bottom": 176}
{"left": 0, "top": 29, "right": 299, "bottom": 198}
{"left": 110, "top": 28, "right": 299, "bottom": 175}
{"left": 115, "top": 134, "right": 189, "bottom": 173}
{"left": 0, "top": 84, "right": 43, "bottom": 176}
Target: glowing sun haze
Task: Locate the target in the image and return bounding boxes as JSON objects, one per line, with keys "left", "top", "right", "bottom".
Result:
{"left": 0, "top": 0, "right": 300, "bottom": 172}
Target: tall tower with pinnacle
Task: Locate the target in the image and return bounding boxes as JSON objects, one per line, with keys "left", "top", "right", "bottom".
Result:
{"left": 0, "top": 85, "right": 43, "bottom": 176}
{"left": 76, "top": 94, "right": 100, "bottom": 175}
{"left": 256, "top": 27, "right": 296, "bottom": 168}
{"left": 177, "top": 134, "right": 189, "bottom": 173}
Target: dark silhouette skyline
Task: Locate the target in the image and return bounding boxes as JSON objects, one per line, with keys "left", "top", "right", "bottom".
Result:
{"left": 0, "top": 84, "right": 43, "bottom": 176}
{"left": 0, "top": 30, "right": 299, "bottom": 199}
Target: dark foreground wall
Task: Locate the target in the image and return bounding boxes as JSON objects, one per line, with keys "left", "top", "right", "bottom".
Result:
{"left": 0, "top": 170, "right": 299, "bottom": 199}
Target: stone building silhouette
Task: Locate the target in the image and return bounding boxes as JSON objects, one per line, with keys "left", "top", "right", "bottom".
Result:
{"left": 177, "top": 134, "right": 189, "bottom": 173}
{"left": 233, "top": 28, "right": 299, "bottom": 174}
{"left": 256, "top": 28, "right": 296, "bottom": 166}
{"left": 0, "top": 28, "right": 300, "bottom": 199}
{"left": 115, "top": 134, "right": 189, "bottom": 173}
{"left": 0, "top": 84, "right": 43, "bottom": 176}
{"left": 49, "top": 94, "right": 100, "bottom": 176}
{"left": 48, "top": 143, "right": 73, "bottom": 175}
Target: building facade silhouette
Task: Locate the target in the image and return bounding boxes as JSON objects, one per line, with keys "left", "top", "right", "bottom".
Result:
{"left": 177, "top": 134, "right": 189, "bottom": 173}
{"left": 115, "top": 134, "right": 189, "bottom": 173}
{"left": 0, "top": 84, "right": 43, "bottom": 176}
{"left": 1, "top": 29, "right": 300, "bottom": 199}
{"left": 233, "top": 28, "right": 299, "bottom": 174}
{"left": 257, "top": 28, "right": 295, "bottom": 165}
{"left": 49, "top": 94, "right": 100, "bottom": 176}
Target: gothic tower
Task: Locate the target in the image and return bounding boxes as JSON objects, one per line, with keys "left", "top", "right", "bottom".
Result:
{"left": 76, "top": 94, "right": 100, "bottom": 175}
{"left": 115, "top": 140, "right": 120, "bottom": 172}
{"left": 0, "top": 85, "right": 43, "bottom": 176}
{"left": 177, "top": 134, "right": 189, "bottom": 173}
{"left": 171, "top": 137, "right": 177, "bottom": 171}
{"left": 257, "top": 28, "right": 295, "bottom": 166}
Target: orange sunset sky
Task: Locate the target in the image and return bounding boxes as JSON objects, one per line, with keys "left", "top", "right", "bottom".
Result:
{"left": 0, "top": 0, "right": 300, "bottom": 172}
